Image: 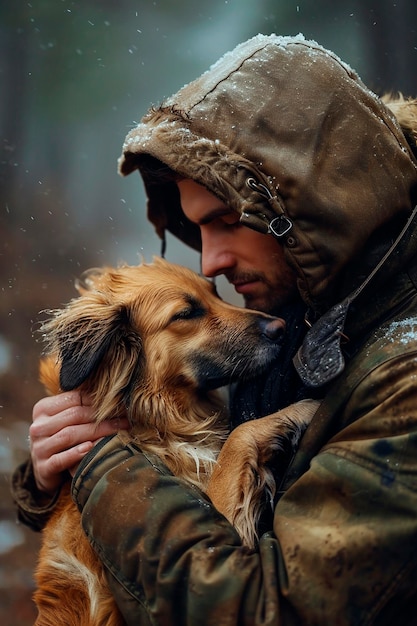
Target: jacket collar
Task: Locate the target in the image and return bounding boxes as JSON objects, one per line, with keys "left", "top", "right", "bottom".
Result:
{"left": 294, "top": 205, "right": 417, "bottom": 387}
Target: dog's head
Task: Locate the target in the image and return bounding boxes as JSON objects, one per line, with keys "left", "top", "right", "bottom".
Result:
{"left": 40, "top": 258, "right": 285, "bottom": 423}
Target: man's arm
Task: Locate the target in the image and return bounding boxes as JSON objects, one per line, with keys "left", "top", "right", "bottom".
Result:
{"left": 72, "top": 355, "right": 417, "bottom": 626}
{"left": 11, "top": 458, "right": 62, "bottom": 532}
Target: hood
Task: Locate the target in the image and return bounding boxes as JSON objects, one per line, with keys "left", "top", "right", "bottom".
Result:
{"left": 119, "top": 34, "right": 417, "bottom": 314}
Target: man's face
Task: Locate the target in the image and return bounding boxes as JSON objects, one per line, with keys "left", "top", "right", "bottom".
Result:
{"left": 177, "top": 179, "right": 298, "bottom": 314}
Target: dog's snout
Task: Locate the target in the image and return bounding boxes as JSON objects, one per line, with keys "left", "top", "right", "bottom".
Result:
{"left": 260, "top": 317, "right": 286, "bottom": 340}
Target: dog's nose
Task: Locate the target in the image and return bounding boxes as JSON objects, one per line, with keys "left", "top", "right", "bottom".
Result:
{"left": 260, "top": 317, "right": 286, "bottom": 340}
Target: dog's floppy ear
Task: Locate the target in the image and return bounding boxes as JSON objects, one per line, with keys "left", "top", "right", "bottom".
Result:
{"left": 59, "top": 309, "right": 127, "bottom": 391}
{"left": 40, "top": 276, "right": 145, "bottom": 423}
{"left": 41, "top": 300, "right": 135, "bottom": 392}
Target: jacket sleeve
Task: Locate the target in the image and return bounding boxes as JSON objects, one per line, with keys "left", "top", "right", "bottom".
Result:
{"left": 10, "top": 459, "right": 61, "bottom": 532}
{"left": 72, "top": 353, "right": 417, "bottom": 626}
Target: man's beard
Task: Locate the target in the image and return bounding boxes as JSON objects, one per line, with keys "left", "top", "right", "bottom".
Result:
{"left": 226, "top": 270, "right": 297, "bottom": 315}
{"left": 243, "top": 291, "right": 287, "bottom": 316}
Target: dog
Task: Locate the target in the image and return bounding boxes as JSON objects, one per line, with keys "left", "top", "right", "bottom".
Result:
{"left": 33, "top": 257, "right": 319, "bottom": 626}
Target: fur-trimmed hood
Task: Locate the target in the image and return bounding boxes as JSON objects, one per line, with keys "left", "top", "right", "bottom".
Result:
{"left": 118, "top": 34, "right": 417, "bottom": 385}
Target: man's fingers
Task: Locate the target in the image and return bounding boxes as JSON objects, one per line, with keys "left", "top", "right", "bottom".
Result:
{"left": 29, "top": 390, "right": 130, "bottom": 494}
{"left": 47, "top": 443, "right": 94, "bottom": 475}
{"left": 30, "top": 418, "right": 126, "bottom": 457}
{"left": 33, "top": 390, "right": 91, "bottom": 419}
{"left": 35, "top": 442, "right": 94, "bottom": 495}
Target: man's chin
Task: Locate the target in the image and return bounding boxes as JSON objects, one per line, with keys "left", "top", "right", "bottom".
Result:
{"left": 243, "top": 296, "right": 270, "bottom": 314}
{"left": 243, "top": 295, "right": 294, "bottom": 316}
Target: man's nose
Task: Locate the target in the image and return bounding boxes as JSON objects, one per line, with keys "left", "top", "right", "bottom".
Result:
{"left": 200, "top": 231, "right": 236, "bottom": 278}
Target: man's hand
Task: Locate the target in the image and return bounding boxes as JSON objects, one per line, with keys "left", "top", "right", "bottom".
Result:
{"left": 29, "top": 391, "right": 130, "bottom": 495}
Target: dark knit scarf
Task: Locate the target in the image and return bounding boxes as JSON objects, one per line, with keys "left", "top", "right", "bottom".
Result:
{"left": 229, "top": 299, "right": 314, "bottom": 430}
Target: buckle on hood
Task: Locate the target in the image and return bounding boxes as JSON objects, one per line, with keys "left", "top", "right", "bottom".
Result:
{"left": 245, "top": 176, "right": 293, "bottom": 237}
{"left": 269, "top": 215, "right": 293, "bottom": 238}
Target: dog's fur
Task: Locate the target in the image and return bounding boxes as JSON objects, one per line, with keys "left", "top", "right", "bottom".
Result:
{"left": 383, "top": 93, "right": 417, "bottom": 158}
{"left": 33, "top": 258, "right": 318, "bottom": 625}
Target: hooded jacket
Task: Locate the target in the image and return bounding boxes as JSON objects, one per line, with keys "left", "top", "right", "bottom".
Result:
{"left": 119, "top": 33, "right": 417, "bottom": 390}
{"left": 12, "top": 34, "right": 417, "bottom": 624}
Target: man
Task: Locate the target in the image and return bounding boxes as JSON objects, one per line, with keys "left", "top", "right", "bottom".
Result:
{"left": 12, "top": 34, "right": 417, "bottom": 624}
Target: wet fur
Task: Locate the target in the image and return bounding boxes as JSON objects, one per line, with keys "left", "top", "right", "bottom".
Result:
{"left": 34, "top": 257, "right": 318, "bottom": 625}
{"left": 383, "top": 93, "right": 417, "bottom": 158}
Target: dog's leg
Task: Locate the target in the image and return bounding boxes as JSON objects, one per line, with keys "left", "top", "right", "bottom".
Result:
{"left": 206, "top": 399, "right": 320, "bottom": 549}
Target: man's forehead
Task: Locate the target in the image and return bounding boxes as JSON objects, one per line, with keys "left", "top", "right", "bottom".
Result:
{"left": 177, "top": 179, "right": 232, "bottom": 224}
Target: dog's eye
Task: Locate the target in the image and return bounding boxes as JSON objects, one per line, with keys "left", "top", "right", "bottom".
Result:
{"left": 170, "top": 306, "right": 205, "bottom": 323}
{"left": 169, "top": 295, "right": 206, "bottom": 324}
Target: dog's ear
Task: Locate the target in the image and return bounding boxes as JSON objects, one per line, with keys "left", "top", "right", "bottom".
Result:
{"left": 57, "top": 305, "right": 133, "bottom": 391}
{"left": 74, "top": 267, "right": 107, "bottom": 295}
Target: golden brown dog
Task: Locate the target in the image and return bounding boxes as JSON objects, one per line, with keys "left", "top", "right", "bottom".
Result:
{"left": 33, "top": 257, "right": 318, "bottom": 626}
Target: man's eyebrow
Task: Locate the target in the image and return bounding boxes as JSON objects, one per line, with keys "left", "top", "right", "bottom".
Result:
{"left": 197, "top": 207, "right": 237, "bottom": 226}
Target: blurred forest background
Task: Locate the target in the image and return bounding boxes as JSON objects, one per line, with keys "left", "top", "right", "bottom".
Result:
{"left": 1, "top": 0, "right": 416, "bottom": 623}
